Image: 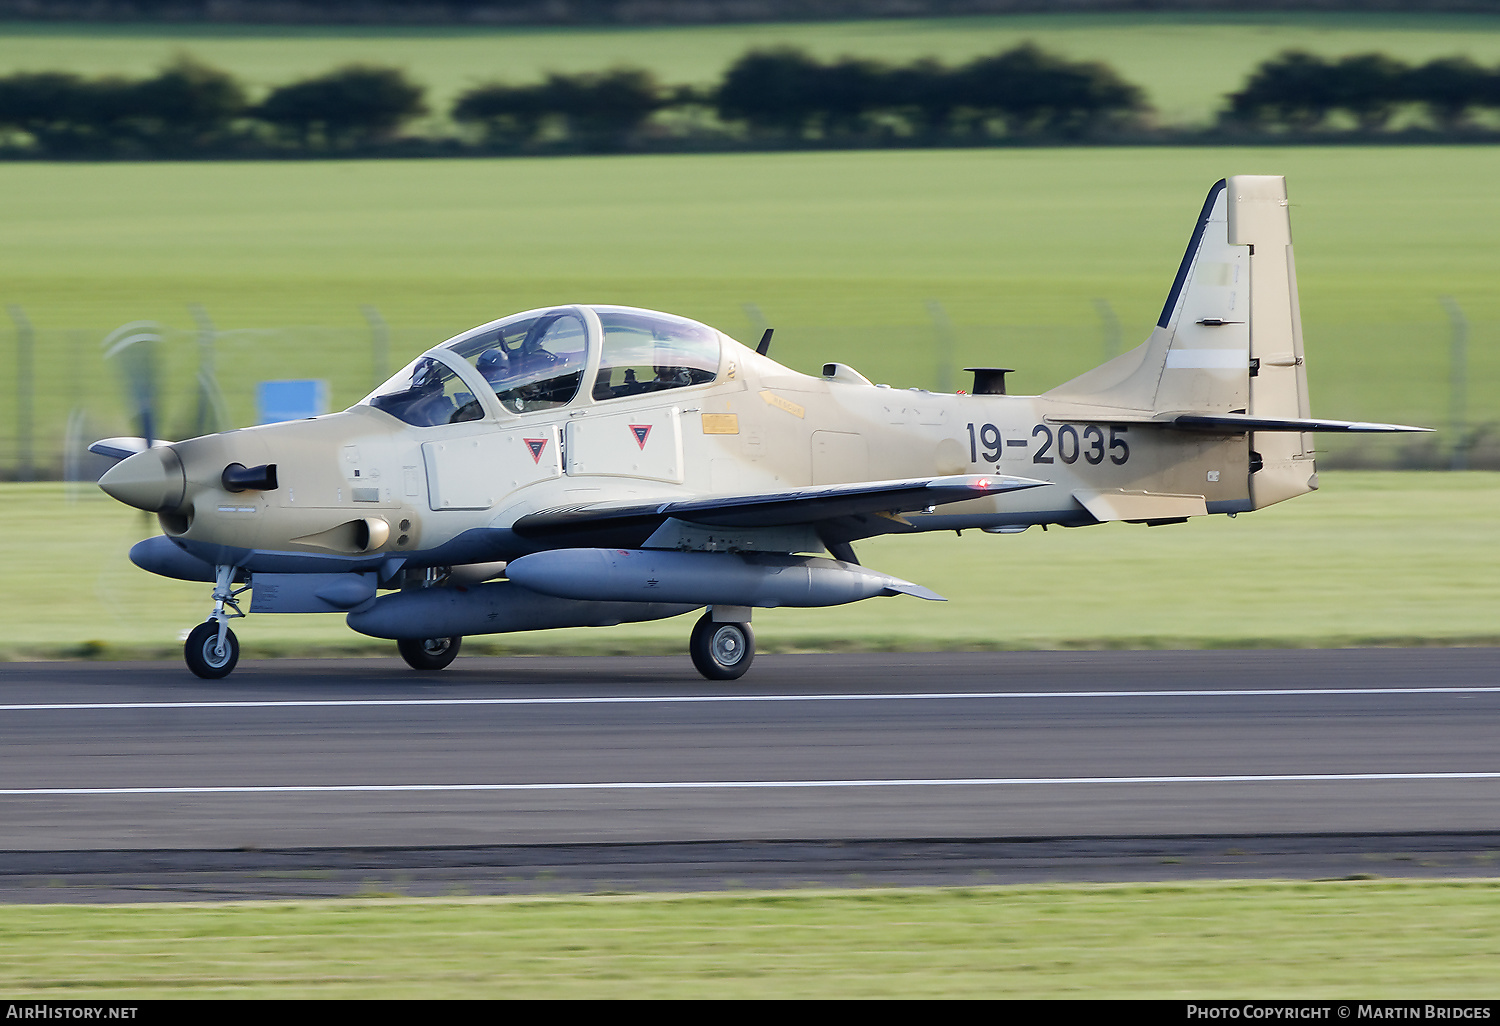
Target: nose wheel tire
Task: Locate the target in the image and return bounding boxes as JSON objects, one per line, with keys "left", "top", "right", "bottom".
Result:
{"left": 185, "top": 620, "right": 239, "bottom": 679}
{"left": 689, "top": 614, "right": 754, "bottom": 680}
{"left": 398, "top": 635, "right": 462, "bottom": 671}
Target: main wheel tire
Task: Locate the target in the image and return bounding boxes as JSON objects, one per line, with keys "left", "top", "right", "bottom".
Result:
{"left": 398, "top": 635, "right": 462, "bottom": 671}
{"left": 185, "top": 620, "right": 239, "bottom": 680}
{"left": 689, "top": 614, "right": 754, "bottom": 680}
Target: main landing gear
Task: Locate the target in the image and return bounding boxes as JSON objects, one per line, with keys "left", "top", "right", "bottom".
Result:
{"left": 391, "top": 610, "right": 755, "bottom": 679}
{"left": 398, "top": 635, "right": 462, "bottom": 671}
{"left": 689, "top": 610, "right": 755, "bottom": 680}
{"left": 390, "top": 618, "right": 754, "bottom": 679}
{"left": 387, "top": 610, "right": 757, "bottom": 680}
{"left": 185, "top": 565, "right": 249, "bottom": 680}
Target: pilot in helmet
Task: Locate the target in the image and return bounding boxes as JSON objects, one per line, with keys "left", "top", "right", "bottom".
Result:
{"left": 476, "top": 347, "right": 513, "bottom": 387}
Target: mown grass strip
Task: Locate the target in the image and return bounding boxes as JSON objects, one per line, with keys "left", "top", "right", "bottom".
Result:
{"left": 3, "top": 881, "right": 1500, "bottom": 997}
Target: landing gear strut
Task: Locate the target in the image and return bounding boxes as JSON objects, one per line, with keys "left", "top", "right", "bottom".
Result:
{"left": 398, "top": 635, "right": 463, "bottom": 671}
{"left": 689, "top": 610, "right": 754, "bottom": 680}
{"left": 185, "top": 564, "right": 248, "bottom": 679}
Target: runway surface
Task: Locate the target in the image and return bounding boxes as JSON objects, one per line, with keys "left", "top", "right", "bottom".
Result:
{"left": 1, "top": 648, "right": 1497, "bottom": 900}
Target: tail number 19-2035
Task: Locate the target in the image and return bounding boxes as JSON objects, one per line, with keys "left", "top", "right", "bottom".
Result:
{"left": 966, "top": 423, "right": 1129, "bottom": 466}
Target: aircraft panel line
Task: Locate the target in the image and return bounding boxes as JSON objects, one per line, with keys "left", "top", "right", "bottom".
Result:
{"left": 4, "top": 685, "right": 1500, "bottom": 713}
{"left": 5, "top": 772, "right": 1500, "bottom": 796}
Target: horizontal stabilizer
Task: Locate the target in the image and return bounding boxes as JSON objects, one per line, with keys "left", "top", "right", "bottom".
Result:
{"left": 1045, "top": 412, "right": 1430, "bottom": 434}
{"left": 1170, "top": 414, "right": 1431, "bottom": 434}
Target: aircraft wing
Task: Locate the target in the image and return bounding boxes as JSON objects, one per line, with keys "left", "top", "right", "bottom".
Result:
{"left": 510, "top": 473, "right": 1048, "bottom": 547}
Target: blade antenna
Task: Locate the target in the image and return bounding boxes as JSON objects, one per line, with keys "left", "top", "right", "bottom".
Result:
{"left": 756, "top": 328, "right": 774, "bottom": 356}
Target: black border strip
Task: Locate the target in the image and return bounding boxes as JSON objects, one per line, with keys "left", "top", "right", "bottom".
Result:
{"left": 1156, "top": 178, "right": 1227, "bottom": 329}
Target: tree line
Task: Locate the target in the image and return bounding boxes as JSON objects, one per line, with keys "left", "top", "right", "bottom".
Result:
{"left": 1223, "top": 51, "right": 1500, "bottom": 131}
{"left": 0, "top": 59, "right": 427, "bottom": 157}
{"left": 3, "top": 45, "right": 1500, "bottom": 158}
{"left": 0, "top": 45, "right": 1145, "bottom": 157}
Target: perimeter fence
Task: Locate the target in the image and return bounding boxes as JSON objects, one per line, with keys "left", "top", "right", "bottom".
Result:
{"left": 1, "top": 303, "right": 1495, "bottom": 483}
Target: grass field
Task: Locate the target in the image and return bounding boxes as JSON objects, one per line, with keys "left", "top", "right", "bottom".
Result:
{"left": 1, "top": 146, "right": 1497, "bottom": 471}
{"left": 5, "top": 13, "right": 1500, "bottom": 128}
{"left": 4, "top": 881, "right": 1500, "bottom": 997}
{"left": 3, "top": 471, "right": 1496, "bottom": 659}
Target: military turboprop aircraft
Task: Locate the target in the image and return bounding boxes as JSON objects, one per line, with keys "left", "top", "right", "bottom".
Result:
{"left": 94, "top": 175, "right": 1425, "bottom": 680}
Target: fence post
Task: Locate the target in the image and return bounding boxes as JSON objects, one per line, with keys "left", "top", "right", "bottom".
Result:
{"left": 741, "top": 302, "right": 768, "bottom": 347}
{"left": 9, "top": 305, "right": 34, "bottom": 481}
{"left": 926, "top": 299, "right": 956, "bottom": 393}
{"left": 362, "top": 304, "right": 389, "bottom": 390}
{"left": 64, "top": 329, "right": 89, "bottom": 499}
{"left": 189, "top": 303, "right": 225, "bottom": 437}
{"left": 1442, "top": 296, "right": 1468, "bottom": 470}
{"left": 1094, "top": 298, "right": 1121, "bottom": 361}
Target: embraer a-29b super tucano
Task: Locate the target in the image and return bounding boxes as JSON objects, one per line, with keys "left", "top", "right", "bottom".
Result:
{"left": 95, "top": 176, "right": 1426, "bottom": 680}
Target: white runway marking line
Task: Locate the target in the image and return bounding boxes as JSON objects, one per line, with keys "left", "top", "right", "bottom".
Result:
{"left": 5, "top": 772, "right": 1500, "bottom": 796}
{"left": 4, "top": 686, "right": 1500, "bottom": 713}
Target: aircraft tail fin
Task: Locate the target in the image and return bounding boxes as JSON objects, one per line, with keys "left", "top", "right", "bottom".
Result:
{"left": 1046, "top": 175, "right": 1316, "bottom": 508}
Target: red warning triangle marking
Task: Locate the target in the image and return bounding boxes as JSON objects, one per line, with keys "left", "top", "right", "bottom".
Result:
{"left": 629, "top": 424, "right": 652, "bottom": 449}
{"left": 523, "top": 438, "right": 548, "bottom": 464}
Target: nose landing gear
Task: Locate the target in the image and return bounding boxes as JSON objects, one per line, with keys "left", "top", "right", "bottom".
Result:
{"left": 184, "top": 564, "right": 249, "bottom": 680}
{"left": 185, "top": 620, "right": 239, "bottom": 679}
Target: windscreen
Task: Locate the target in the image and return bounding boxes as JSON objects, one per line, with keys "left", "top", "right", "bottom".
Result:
{"left": 365, "top": 355, "right": 484, "bottom": 427}
{"left": 447, "top": 310, "right": 589, "bottom": 414}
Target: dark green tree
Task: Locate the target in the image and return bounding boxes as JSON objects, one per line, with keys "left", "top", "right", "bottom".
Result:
{"left": 959, "top": 43, "right": 1145, "bottom": 137}
{"left": 255, "top": 65, "right": 427, "bottom": 150}
{"left": 0, "top": 72, "right": 91, "bottom": 154}
{"left": 1225, "top": 51, "right": 1338, "bottom": 130}
{"left": 715, "top": 47, "right": 825, "bottom": 139}
{"left": 452, "top": 80, "right": 550, "bottom": 147}
{"left": 536, "top": 66, "right": 664, "bottom": 149}
{"left": 1406, "top": 56, "right": 1488, "bottom": 130}
{"left": 1328, "top": 53, "right": 1409, "bottom": 131}
{"left": 877, "top": 57, "right": 962, "bottom": 140}
{"left": 1481, "top": 64, "right": 1500, "bottom": 118}
{"left": 0, "top": 71, "right": 147, "bottom": 156}
{"left": 128, "top": 56, "right": 248, "bottom": 153}
{"left": 812, "top": 56, "right": 890, "bottom": 137}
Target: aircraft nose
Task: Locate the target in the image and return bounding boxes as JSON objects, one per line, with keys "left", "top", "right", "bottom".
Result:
{"left": 98, "top": 446, "right": 187, "bottom": 513}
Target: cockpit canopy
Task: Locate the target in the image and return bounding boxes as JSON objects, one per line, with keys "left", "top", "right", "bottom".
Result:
{"left": 363, "top": 305, "right": 722, "bottom": 427}
{"left": 591, "top": 307, "right": 719, "bottom": 401}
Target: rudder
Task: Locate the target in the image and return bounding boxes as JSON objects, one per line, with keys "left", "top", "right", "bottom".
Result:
{"left": 1228, "top": 175, "right": 1316, "bottom": 508}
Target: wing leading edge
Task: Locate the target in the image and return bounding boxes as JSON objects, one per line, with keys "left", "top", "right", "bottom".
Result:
{"left": 510, "top": 473, "right": 1048, "bottom": 546}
